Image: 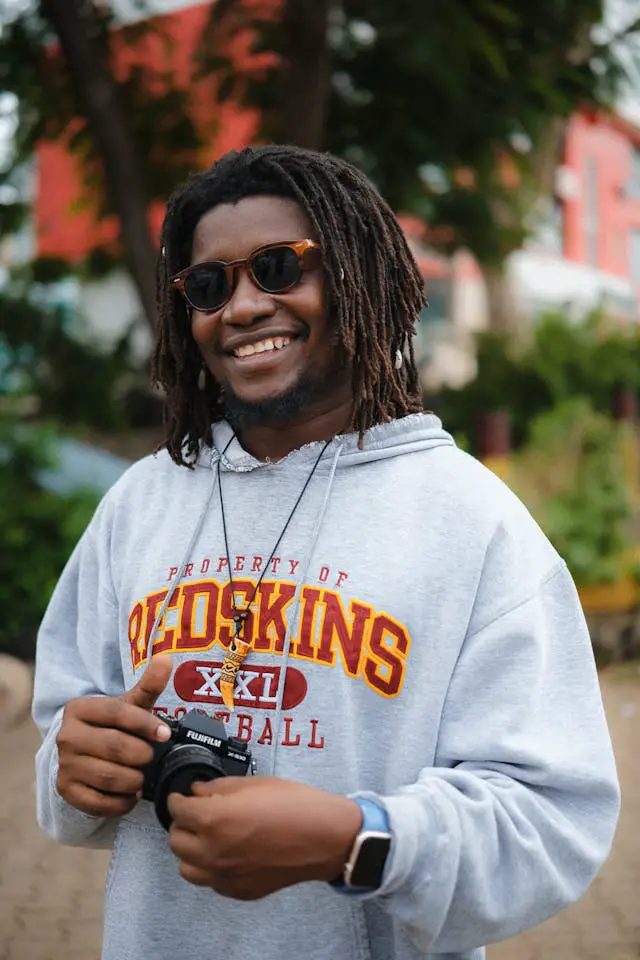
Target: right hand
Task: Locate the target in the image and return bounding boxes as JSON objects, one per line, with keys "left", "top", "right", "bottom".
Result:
{"left": 56, "top": 655, "right": 173, "bottom": 818}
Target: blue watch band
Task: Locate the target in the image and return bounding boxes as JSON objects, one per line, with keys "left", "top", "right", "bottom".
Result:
{"left": 330, "top": 797, "right": 391, "bottom": 892}
{"left": 354, "top": 797, "right": 390, "bottom": 833}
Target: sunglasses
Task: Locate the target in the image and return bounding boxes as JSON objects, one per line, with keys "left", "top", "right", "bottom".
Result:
{"left": 170, "top": 239, "right": 321, "bottom": 313}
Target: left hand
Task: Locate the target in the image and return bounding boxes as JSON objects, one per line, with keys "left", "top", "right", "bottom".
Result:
{"left": 167, "top": 776, "right": 362, "bottom": 900}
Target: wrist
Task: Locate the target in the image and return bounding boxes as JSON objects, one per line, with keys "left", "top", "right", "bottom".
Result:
{"left": 330, "top": 796, "right": 392, "bottom": 892}
{"left": 315, "top": 796, "right": 363, "bottom": 883}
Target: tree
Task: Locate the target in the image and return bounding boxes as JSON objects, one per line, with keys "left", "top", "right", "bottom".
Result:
{"left": 201, "top": 0, "right": 639, "bottom": 330}
{"left": 0, "top": 0, "right": 203, "bottom": 332}
{"left": 274, "top": 0, "right": 332, "bottom": 148}
{"left": 1, "top": 0, "right": 638, "bottom": 337}
{"left": 39, "top": 0, "right": 158, "bottom": 329}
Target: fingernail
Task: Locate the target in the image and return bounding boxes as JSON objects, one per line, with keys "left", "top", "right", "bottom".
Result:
{"left": 156, "top": 724, "right": 171, "bottom": 741}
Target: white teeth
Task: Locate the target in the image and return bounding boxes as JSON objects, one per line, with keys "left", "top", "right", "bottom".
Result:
{"left": 234, "top": 336, "right": 291, "bottom": 358}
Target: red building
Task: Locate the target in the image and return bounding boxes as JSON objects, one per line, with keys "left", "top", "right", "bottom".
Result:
{"left": 562, "top": 109, "right": 640, "bottom": 297}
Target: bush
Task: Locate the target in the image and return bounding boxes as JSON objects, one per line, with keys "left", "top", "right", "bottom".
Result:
{"left": 0, "top": 411, "right": 99, "bottom": 660}
{"left": 0, "top": 288, "right": 140, "bottom": 431}
{"left": 434, "top": 312, "right": 640, "bottom": 454}
{"left": 509, "top": 399, "right": 633, "bottom": 586}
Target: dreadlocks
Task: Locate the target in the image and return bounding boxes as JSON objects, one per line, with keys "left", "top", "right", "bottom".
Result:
{"left": 153, "top": 144, "right": 426, "bottom": 467}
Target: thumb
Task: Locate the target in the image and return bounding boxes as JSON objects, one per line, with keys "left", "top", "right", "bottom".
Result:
{"left": 121, "top": 654, "right": 173, "bottom": 711}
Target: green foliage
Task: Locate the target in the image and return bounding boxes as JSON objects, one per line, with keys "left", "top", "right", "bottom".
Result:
{"left": 0, "top": 3, "right": 202, "bottom": 229}
{"left": 2, "top": 0, "right": 635, "bottom": 299}
{"left": 0, "top": 410, "right": 99, "bottom": 660}
{"left": 327, "top": 0, "right": 632, "bottom": 267}
{"left": 199, "top": 0, "right": 637, "bottom": 268}
{"left": 510, "top": 399, "right": 633, "bottom": 586}
{"left": 0, "top": 285, "right": 137, "bottom": 431}
{"left": 436, "top": 312, "right": 640, "bottom": 453}
{"left": 0, "top": 200, "right": 29, "bottom": 235}
{"left": 29, "top": 255, "right": 75, "bottom": 284}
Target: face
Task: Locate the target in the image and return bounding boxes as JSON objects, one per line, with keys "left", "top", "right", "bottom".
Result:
{"left": 187, "top": 195, "right": 350, "bottom": 427}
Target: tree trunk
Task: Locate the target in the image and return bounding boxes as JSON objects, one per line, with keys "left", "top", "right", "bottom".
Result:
{"left": 275, "top": 0, "right": 331, "bottom": 149}
{"left": 481, "top": 263, "right": 517, "bottom": 335}
{"left": 40, "top": 0, "right": 158, "bottom": 334}
{"left": 531, "top": 116, "right": 567, "bottom": 197}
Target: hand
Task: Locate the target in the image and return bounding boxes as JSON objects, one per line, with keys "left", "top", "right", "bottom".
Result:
{"left": 56, "top": 655, "right": 173, "bottom": 818}
{"left": 167, "top": 777, "right": 363, "bottom": 900}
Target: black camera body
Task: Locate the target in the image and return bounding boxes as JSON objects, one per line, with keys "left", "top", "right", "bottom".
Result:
{"left": 141, "top": 710, "right": 253, "bottom": 830}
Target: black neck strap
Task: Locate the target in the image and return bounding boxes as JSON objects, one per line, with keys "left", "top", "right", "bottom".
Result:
{"left": 217, "top": 433, "right": 333, "bottom": 649}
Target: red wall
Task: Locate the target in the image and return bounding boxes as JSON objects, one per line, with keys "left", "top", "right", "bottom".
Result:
{"left": 563, "top": 110, "right": 640, "bottom": 285}
{"left": 35, "top": 2, "right": 270, "bottom": 261}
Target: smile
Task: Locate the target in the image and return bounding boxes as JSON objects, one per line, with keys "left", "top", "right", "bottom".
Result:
{"left": 233, "top": 336, "right": 293, "bottom": 359}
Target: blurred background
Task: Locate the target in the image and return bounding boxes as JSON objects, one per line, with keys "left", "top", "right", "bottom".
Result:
{"left": 0, "top": 1, "right": 639, "bottom": 958}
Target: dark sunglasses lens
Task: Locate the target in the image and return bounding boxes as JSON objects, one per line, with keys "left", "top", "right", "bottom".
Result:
{"left": 183, "top": 265, "right": 228, "bottom": 312}
{"left": 252, "top": 247, "right": 301, "bottom": 292}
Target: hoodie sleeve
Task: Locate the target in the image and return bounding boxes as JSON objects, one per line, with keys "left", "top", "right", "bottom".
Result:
{"left": 32, "top": 500, "right": 126, "bottom": 849}
{"left": 357, "top": 560, "right": 620, "bottom": 953}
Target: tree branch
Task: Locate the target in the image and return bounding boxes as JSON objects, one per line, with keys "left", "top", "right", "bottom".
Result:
{"left": 602, "top": 15, "right": 640, "bottom": 48}
{"left": 39, "top": 0, "right": 158, "bottom": 333}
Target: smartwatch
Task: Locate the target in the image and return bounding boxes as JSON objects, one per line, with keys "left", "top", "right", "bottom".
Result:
{"left": 332, "top": 797, "right": 392, "bottom": 892}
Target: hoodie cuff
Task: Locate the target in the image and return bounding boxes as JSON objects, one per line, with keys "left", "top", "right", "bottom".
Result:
{"left": 328, "top": 789, "right": 436, "bottom": 901}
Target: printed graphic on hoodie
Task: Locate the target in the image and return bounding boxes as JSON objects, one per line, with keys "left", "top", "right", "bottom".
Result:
{"left": 127, "top": 555, "right": 411, "bottom": 703}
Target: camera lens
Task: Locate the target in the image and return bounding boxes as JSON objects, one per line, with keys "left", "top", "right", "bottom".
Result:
{"left": 153, "top": 744, "right": 226, "bottom": 831}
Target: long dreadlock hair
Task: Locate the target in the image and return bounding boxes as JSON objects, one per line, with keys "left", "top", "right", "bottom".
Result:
{"left": 153, "top": 144, "right": 426, "bottom": 467}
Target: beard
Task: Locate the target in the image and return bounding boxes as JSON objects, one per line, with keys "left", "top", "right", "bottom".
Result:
{"left": 221, "top": 358, "right": 348, "bottom": 432}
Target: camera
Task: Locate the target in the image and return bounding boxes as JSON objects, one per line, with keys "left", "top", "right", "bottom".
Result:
{"left": 141, "top": 710, "right": 254, "bottom": 830}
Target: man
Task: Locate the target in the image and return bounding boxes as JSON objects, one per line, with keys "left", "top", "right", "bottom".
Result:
{"left": 33, "top": 144, "right": 619, "bottom": 960}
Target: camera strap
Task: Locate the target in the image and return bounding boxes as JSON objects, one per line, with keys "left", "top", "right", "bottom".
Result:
{"left": 217, "top": 433, "right": 333, "bottom": 710}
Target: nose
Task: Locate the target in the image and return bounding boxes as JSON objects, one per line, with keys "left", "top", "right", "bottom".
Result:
{"left": 221, "top": 265, "right": 277, "bottom": 327}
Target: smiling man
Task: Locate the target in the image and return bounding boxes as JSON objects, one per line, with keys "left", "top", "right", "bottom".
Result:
{"left": 32, "top": 145, "right": 619, "bottom": 960}
{"left": 177, "top": 194, "right": 354, "bottom": 456}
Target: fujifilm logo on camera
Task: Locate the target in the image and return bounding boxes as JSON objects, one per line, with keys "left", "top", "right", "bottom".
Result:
{"left": 185, "top": 729, "right": 223, "bottom": 748}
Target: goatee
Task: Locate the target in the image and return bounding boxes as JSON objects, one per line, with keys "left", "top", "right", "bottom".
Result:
{"left": 222, "top": 376, "right": 323, "bottom": 430}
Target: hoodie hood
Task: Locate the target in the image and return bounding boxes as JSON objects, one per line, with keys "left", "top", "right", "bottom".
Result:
{"left": 206, "top": 412, "right": 455, "bottom": 473}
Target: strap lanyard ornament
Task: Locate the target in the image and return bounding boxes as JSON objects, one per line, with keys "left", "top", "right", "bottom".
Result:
{"left": 220, "top": 614, "right": 251, "bottom": 710}
{"left": 216, "top": 435, "right": 333, "bottom": 710}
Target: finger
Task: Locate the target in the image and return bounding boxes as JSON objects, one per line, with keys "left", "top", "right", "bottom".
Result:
{"left": 64, "top": 782, "right": 137, "bottom": 818}
{"left": 68, "top": 756, "right": 144, "bottom": 797}
{"left": 178, "top": 861, "right": 212, "bottom": 887}
{"left": 69, "top": 697, "right": 171, "bottom": 744}
{"left": 190, "top": 778, "right": 244, "bottom": 798}
{"left": 59, "top": 724, "right": 157, "bottom": 768}
{"left": 169, "top": 826, "right": 211, "bottom": 869}
{"left": 167, "top": 792, "right": 219, "bottom": 832}
{"left": 121, "top": 655, "right": 173, "bottom": 711}
{"left": 190, "top": 776, "right": 270, "bottom": 798}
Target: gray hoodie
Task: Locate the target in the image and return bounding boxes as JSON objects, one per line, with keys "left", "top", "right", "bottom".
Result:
{"left": 32, "top": 413, "right": 620, "bottom": 960}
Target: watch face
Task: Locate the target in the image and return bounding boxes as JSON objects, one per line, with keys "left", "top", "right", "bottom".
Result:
{"left": 350, "top": 835, "right": 391, "bottom": 889}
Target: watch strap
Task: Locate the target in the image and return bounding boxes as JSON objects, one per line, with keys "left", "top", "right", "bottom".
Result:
{"left": 330, "top": 797, "right": 391, "bottom": 893}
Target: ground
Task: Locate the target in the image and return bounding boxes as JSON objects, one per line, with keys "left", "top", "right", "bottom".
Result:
{"left": 0, "top": 663, "right": 638, "bottom": 960}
